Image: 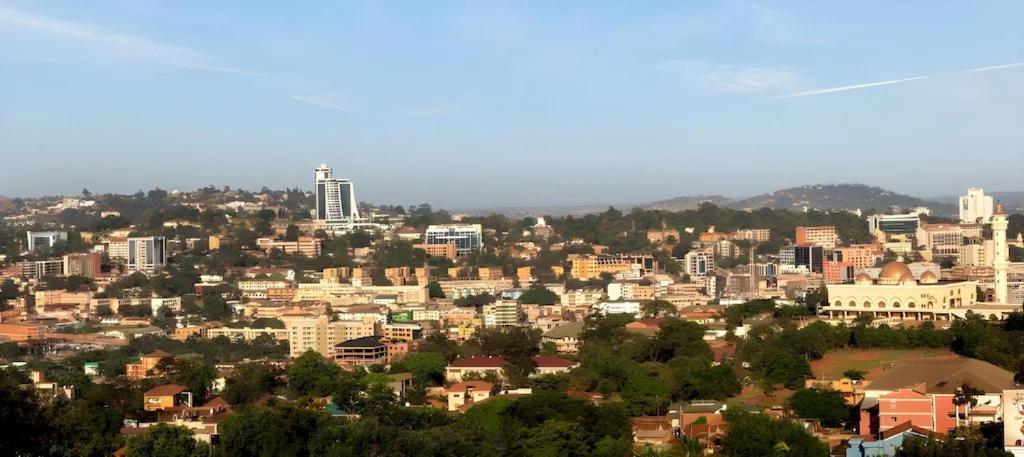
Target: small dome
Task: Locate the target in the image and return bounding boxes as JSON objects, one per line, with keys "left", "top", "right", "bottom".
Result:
{"left": 920, "top": 271, "right": 938, "bottom": 284}
{"left": 899, "top": 272, "right": 916, "bottom": 285}
{"left": 855, "top": 273, "right": 873, "bottom": 285}
{"left": 879, "top": 262, "right": 913, "bottom": 281}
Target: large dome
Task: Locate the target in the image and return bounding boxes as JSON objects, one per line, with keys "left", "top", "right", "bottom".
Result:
{"left": 879, "top": 262, "right": 914, "bottom": 281}
{"left": 920, "top": 271, "right": 938, "bottom": 284}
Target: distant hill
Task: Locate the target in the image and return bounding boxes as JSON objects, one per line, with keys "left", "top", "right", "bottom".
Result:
{"left": 725, "top": 184, "right": 957, "bottom": 215}
{"left": 0, "top": 196, "right": 14, "bottom": 213}
{"left": 647, "top": 194, "right": 733, "bottom": 211}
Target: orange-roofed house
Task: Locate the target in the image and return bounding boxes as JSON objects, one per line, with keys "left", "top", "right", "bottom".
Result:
{"left": 143, "top": 384, "right": 192, "bottom": 411}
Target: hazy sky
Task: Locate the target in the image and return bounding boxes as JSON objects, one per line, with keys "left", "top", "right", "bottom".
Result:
{"left": 1, "top": 1, "right": 1022, "bottom": 208}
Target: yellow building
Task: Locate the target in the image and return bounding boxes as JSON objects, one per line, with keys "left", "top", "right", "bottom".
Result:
{"left": 569, "top": 254, "right": 655, "bottom": 280}
{"left": 821, "top": 261, "right": 1016, "bottom": 321}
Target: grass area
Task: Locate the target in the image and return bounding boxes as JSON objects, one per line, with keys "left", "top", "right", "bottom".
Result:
{"left": 809, "top": 348, "right": 955, "bottom": 380}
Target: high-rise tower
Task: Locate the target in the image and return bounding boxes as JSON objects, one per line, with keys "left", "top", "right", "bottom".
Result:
{"left": 992, "top": 204, "right": 1009, "bottom": 303}
{"left": 314, "top": 164, "right": 360, "bottom": 222}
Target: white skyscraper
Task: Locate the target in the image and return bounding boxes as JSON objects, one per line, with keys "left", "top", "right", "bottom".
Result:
{"left": 959, "top": 187, "right": 994, "bottom": 223}
{"left": 314, "top": 164, "right": 360, "bottom": 222}
{"left": 992, "top": 204, "right": 1009, "bottom": 304}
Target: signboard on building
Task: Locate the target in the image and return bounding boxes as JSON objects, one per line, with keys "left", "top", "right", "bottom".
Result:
{"left": 390, "top": 311, "right": 414, "bottom": 322}
{"left": 1004, "top": 389, "right": 1024, "bottom": 455}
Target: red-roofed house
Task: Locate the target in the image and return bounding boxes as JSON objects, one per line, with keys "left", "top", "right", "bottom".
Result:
{"left": 445, "top": 356, "right": 506, "bottom": 383}
{"left": 444, "top": 356, "right": 580, "bottom": 383}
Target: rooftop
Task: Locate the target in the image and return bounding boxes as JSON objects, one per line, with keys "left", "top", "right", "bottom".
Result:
{"left": 868, "top": 357, "right": 1013, "bottom": 394}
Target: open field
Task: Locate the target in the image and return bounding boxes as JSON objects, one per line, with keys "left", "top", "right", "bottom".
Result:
{"left": 809, "top": 348, "right": 956, "bottom": 381}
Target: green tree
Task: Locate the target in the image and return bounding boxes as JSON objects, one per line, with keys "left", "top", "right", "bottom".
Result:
{"left": 640, "top": 299, "right": 677, "bottom": 318}
{"left": 157, "top": 358, "right": 217, "bottom": 403}
{"left": 719, "top": 411, "right": 828, "bottom": 457}
{"left": 287, "top": 350, "right": 342, "bottom": 397}
{"left": 0, "top": 368, "right": 48, "bottom": 456}
{"left": 787, "top": 388, "right": 849, "bottom": 427}
{"left": 125, "top": 424, "right": 212, "bottom": 457}
{"left": 519, "top": 284, "right": 560, "bottom": 305}
{"left": 391, "top": 352, "right": 447, "bottom": 386}
{"left": 200, "top": 293, "right": 231, "bottom": 321}
{"left": 221, "top": 362, "right": 282, "bottom": 405}
{"left": 428, "top": 281, "right": 445, "bottom": 299}
{"left": 284, "top": 224, "right": 301, "bottom": 242}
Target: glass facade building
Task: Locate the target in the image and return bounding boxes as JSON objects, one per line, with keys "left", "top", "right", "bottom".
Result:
{"left": 425, "top": 224, "right": 483, "bottom": 257}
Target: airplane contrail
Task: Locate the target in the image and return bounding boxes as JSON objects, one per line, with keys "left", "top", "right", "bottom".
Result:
{"left": 776, "top": 75, "right": 930, "bottom": 99}
{"left": 963, "top": 62, "right": 1024, "bottom": 72}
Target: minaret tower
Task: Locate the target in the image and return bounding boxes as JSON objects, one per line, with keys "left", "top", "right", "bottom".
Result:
{"left": 992, "top": 204, "right": 1009, "bottom": 303}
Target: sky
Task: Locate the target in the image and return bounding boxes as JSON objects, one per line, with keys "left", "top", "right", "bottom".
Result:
{"left": 1, "top": 1, "right": 1022, "bottom": 209}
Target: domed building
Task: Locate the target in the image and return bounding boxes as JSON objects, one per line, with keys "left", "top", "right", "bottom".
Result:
{"left": 820, "top": 261, "right": 1016, "bottom": 321}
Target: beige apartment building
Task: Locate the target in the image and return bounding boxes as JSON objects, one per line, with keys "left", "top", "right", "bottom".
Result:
{"left": 569, "top": 254, "right": 655, "bottom": 280}
{"left": 795, "top": 226, "right": 838, "bottom": 249}
{"left": 256, "top": 236, "right": 324, "bottom": 257}
{"left": 283, "top": 315, "right": 378, "bottom": 358}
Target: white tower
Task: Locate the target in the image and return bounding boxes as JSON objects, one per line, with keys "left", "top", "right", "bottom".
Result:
{"left": 992, "top": 204, "right": 1009, "bottom": 303}
{"left": 960, "top": 187, "right": 994, "bottom": 223}
{"left": 314, "top": 164, "right": 360, "bottom": 222}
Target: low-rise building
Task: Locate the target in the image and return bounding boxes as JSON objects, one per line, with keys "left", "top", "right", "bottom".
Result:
{"left": 447, "top": 380, "right": 493, "bottom": 411}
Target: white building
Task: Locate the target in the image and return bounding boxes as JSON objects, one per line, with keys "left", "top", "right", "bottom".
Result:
{"left": 592, "top": 301, "right": 641, "bottom": 316}
{"left": 314, "top": 164, "right": 360, "bottom": 225}
{"left": 483, "top": 301, "right": 521, "bottom": 327}
{"left": 127, "top": 237, "right": 167, "bottom": 272}
{"left": 684, "top": 250, "right": 715, "bottom": 278}
{"left": 425, "top": 224, "right": 483, "bottom": 257}
{"left": 26, "top": 231, "right": 68, "bottom": 252}
{"left": 960, "top": 187, "right": 994, "bottom": 223}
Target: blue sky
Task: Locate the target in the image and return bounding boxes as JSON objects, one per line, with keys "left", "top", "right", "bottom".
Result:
{"left": 1, "top": 1, "right": 1022, "bottom": 208}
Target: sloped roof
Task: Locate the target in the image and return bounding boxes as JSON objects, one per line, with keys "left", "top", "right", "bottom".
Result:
{"left": 881, "top": 420, "right": 945, "bottom": 440}
{"left": 449, "top": 356, "right": 506, "bottom": 368}
{"left": 335, "top": 336, "right": 386, "bottom": 348}
{"left": 144, "top": 384, "right": 186, "bottom": 397}
{"left": 532, "top": 356, "right": 577, "bottom": 368}
{"left": 542, "top": 321, "right": 584, "bottom": 339}
{"left": 868, "top": 357, "right": 1013, "bottom": 394}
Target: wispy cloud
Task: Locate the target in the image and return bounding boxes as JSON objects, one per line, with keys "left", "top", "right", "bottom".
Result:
{"left": 0, "top": 5, "right": 351, "bottom": 112}
{"left": 657, "top": 59, "right": 801, "bottom": 94}
{"left": 0, "top": 5, "right": 260, "bottom": 76}
{"left": 290, "top": 94, "right": 356, "bottom": 113}
{"left": 963, "top": 62, "right": 1024, "bottom": 73}
{"left": 777, "top": 75, "right": 929, "bottom": 98}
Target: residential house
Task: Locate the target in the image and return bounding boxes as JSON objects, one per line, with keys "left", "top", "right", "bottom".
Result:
{"left": 447, "top": 380, "right": 493, "bottom": 411}
{"left": 143, "top": 384, "right": 193, "bottom": 412}
{"left": 541, "top": 321, "right": 584, "bottom": 353}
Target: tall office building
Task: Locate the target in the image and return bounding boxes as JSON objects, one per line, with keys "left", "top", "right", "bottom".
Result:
{"left": 26, "top": 231, "right": 68, "bottom": 251}
{"left": 314, "top": 164, "right": 360, "bottom": 222}
{"left": 795, "top": 245, "right": 825, "bottom": 273}
{"left": 959, "top": 187, "right": 994, "bottom": 223}
{"left": 127, "top": 236, "right": 167, "bottom": 272}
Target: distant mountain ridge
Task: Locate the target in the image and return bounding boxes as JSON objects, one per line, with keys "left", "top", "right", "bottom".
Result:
{"left": 647, "top": 194, "right": 734, "bottom": 211}
{"left": 724, "top": 184, "right": 957, "bottom": 215}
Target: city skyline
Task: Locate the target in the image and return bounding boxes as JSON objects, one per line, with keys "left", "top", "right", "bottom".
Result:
{"left": 2, "top": 1, "right": 1023, "bottom": 207}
